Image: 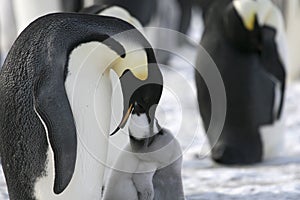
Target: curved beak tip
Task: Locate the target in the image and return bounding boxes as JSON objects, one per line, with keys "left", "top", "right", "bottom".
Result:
{"left": 109, "top": 104, "right": 133, "bottom": 137}
{"left": 110, "top": 127, "right": 120, "bottom": 136}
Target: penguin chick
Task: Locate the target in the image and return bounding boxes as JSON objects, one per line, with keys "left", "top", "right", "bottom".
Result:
{"left": 103, "top": 103, "right": 184, "bottom": 200}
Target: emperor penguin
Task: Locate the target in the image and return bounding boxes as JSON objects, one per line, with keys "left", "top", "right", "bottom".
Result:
{"left": 196, "top": 0, "right": 287, "bottom": 164}
{"left": 0, "top": 13, "right": 163, "bottom": 200}
{"left": 104, "top": 103, "right": 184, "bottom": 200}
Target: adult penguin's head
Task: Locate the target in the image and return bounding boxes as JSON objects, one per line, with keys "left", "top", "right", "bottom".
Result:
{"left": 110, "top": 47, "right": 163, "bottom": 136}
{"left": 223, "top": 0, "right": 286, "bottom": 56}
{"left": 80, "top": 5, "right": 163, "bottom": 136}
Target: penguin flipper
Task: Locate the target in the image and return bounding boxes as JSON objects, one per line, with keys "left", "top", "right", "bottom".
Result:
{"left": 261, "top": 27, "right": 286, "bottom": 120}
{"left": 34, "top": 75, "right": 77, "bottom": 194}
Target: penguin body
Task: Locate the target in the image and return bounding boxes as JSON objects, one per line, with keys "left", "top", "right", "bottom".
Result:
{"left": 103, "top": 104, "right": 184, "bottom": 200}
{"left": 94, "top": 0, "right": 157, "bottom": 26}
{"left": 196, "top": 0, "right": 287, "bottom": 164}
{"left": 0, "top": 13, "right": 162, "bottom": 200}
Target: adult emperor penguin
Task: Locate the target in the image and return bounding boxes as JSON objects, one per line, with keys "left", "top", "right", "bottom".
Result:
{"left": 196, "top": 0, "right": 287, "bottom": 164}
{"left": 0, "top": 13, "right": 163, "bottom": 200}
{"left": 104, "top": 103, "right": 184, "bottom": 200}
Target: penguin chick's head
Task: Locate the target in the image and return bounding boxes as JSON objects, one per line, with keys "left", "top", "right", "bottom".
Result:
{"left": 223, "top": 0, "right": 285, "bottom": 52}
{"left": 128, "top": 102, "right": 163, "bottom": 151}
{"left": 128, "top": 102, "right": 160, "bottom": 140}
{"left": 110, "top": 71, "right": 163, "bottom": 137}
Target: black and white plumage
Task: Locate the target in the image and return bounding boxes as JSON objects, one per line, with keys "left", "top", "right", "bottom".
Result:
{"left": 0, "top": 13, "right": 163, "bottom": 200}
{"left": 196, "top": 0, "right": 287, "bottom": 165}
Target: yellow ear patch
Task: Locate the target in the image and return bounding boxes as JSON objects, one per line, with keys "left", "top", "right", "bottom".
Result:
{"left": 233, "top": 0, "right": 278, "bottom": 31}
{"left": 99, "top": 6, "right": 148, "bottom": 80}
{"left": 233, "top": 0, "right": 257, "bottom": 31}
{"left": 110, "top": 50, "right": 148, "bottom": 81}
{"left": 244, "top": 12, "right": 256, "bottom": 31}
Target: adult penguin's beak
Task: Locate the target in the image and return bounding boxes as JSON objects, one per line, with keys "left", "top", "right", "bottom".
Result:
{"left": 110, "top": 49, "right": 163, "bottom": 136}
{"left": 110, "top": 103, "right": 133, "bottom": 136}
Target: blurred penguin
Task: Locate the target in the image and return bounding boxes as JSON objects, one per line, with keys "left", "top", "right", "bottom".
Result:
{"left": 0, "top": 0, "right": 17, "bottom": 67}
{"left": 196, "top": 0, "right": 287, "bottom": 165}
{"left": 93, "top": 0, "right": 192, "bottom": 64}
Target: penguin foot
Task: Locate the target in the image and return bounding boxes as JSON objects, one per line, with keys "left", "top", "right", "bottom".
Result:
{"left": 211, "top": 142, "right": 263, "bottom": 165}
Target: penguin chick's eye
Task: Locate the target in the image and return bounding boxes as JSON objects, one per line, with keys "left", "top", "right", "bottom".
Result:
{"left": 132, "top": 102, "right": 146, "bottom": 116}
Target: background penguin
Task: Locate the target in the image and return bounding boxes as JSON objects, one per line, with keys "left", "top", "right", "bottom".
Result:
{"left": 0, "top": 0, "right": 78, "bottom": 67}
{"left": 93, "top": 0, "right": 192, "bottom": 64}
{"left": 193, "top": 0, "right": 286, "bottom": 24}
{"left": 93, "top": 0, "right": 157, "bottom": 26}
{"left": 195, "top": 0, "right": 287, "bottom": 165}
{"left": 0, "top": 13, "right": 163, "bottom": 200}
{"left": 61, "top": 0, "right": 84, "bottom": 12}
{"left": 93, "top": 0, "right": 191, "bottom": 32}
{"left": 104, "top": 103, "right": 184, "bottom": 200}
